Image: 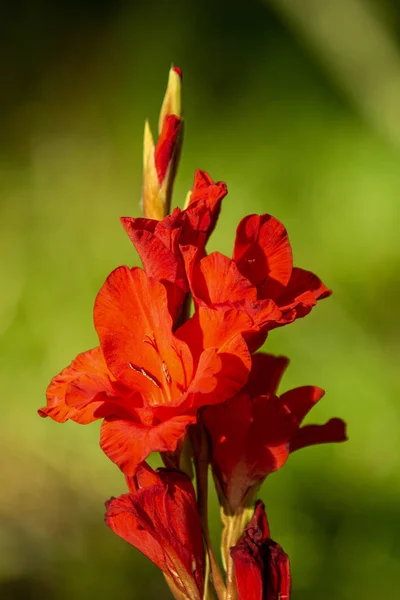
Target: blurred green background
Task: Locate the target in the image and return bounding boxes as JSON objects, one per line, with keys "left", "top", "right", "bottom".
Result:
{"left": 1, "top": 0, "right": 400, "bottom": 598}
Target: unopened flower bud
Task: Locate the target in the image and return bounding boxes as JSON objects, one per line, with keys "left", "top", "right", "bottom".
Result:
{"left": 142, "top": 66, "right": 183, "bottom": 220}
{"left": 231, "top": 501, "right": 291, "bottom": 600}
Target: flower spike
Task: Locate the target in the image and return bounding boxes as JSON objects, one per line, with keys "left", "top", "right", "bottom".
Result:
{"left": 40, "top": 66, "right": 347, "bottom": 600}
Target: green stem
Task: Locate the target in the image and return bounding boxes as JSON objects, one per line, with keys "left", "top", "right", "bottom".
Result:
{"left": 192, "top": 424, "right": 226, "bottom": 600}
{"left": 221, "top": 504, "right": 254, "bottom": 600}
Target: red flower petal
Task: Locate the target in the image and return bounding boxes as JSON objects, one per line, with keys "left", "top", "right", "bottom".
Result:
{"left": 185, "top": 335, "right": 251, "bottom": 410}
{"left": 244, "top": 353, "right": 290, "bottom": 397}
{"left": 290, "top": 417, "right": 348, "bottom": 453}
{"left": 203, "top": 355, "right": 346, "bottom": 511}
{"left": 182, "top": 170, "right": 228, "bottom": 246}
{"left": 94, "top": 266, "right": 193, "bottom": 407}
{"left": 105, "top": 469, "right": 204, "bottom": 599}
{"left": 204, "top": 392, "right": 296, "bottom": 511}
{"left": 100, "top": 414, "right": 195, "bottom": 476}
{"left": 106, "top": 491, "right": 166, "bottom": 568}
{"left": 233, "top": 214, "right": 293, "bottom": 300}
{"left": 188, "top": 169, "right": 227, "bottom": 212}
{"left": 280, "top": 386, "right": 325, "bottom": 425}
{"left": 120, "top": 215, "right": 187, "bottom": 320}
{"left": 182, "top": 246, "right": 283, "bottom": 344}
{"left": 278, "top": 266, "right": 331, "bottom": 317}
{"left": 121, "top": 171, "right": 227, "bottom": 314}
{"left": 178, "top": 305, "right": 254, "bottom": 356}
{"left": 125, "top": 462, "right": 161, "bottom": 494}
{"left": 121, "top": 215, "right": 187, "bottom": 287}
{"left": 38, "top": 347, "right": 123, "bottom": 424}
{"left": 190, "top": 251, "right": 257, "bottom": 305}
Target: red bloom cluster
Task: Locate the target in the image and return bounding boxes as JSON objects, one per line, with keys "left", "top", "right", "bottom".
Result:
{"left": 39, "top": 67, "right": 347, "bottom": 600}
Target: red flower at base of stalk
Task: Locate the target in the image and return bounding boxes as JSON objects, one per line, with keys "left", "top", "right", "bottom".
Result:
{"left": 39, "top": 66, "right": 347, "bottom": 600}
{"left": 105, "top": 464, "right": 205, "bottom": 600}
{"left": 231, "top": 501, "right": 291, "bottom": 600}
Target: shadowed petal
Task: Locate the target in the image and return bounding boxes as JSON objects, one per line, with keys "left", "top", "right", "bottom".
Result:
{"left": 290, "top": 418, "right": 347, "bottom": 453}
{"left": 244, "top": 353, "right": 290, "bottom": 397}
{"left": 280, "top": 386, "right": 325, "bottom": 424}
{"left": 233, "top": 214, "right": 293, "bottom": 300}
{"left": 278, "top": 267, "right": 331, "bottom": 317}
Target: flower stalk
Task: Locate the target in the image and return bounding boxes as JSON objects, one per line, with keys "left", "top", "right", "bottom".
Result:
{"left": 191, "top": 423, "right": 226, "bottom": 600}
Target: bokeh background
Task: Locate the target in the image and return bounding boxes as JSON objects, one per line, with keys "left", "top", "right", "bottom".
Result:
{"left": 1, "top": 0, "right": 400, "bottom": 598}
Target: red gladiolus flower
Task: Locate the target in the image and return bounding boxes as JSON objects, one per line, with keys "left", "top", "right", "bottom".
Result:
{"left": 231, "top": 501, "right": 291, "bottom": 600}
{"left": 106, "top": 465, "right": 205, "bottom": 600}
{"left": 39, "top": 66, "right": 345, "bottom": 600}
{"left": 203, "top": 353, "right": 347, "bottom": 511}
{"left": 121, "top": 169, "right": 227, "bottom": 319}
{"left": 39, "top": 266, "right": 252, "bottom": 476}
{"left": 184, "top": 213, "right": 331, "bottom": 343}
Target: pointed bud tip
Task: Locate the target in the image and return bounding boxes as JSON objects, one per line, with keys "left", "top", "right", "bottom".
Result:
{"left": 172, "top": 66, "right": 182, "bottom": 78}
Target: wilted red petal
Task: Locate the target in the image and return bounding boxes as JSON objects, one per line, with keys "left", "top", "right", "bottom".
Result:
{"left": 290, "top": 417, "right": 347, "bottom": 453}
{"left": 264, "top": 541, "right": 291, "bottom": 600}
{"left": 100, "top": 414, "right": 195, "bottom": 476}
{"left": 38, "top": 347, "right": 124, "bottom": 424}
{"left": 94, "top": 266, "right": 193, "bottom": 407}
{"left": 105, "top": 469, "right": 204, "bottom": 599}
{"left": 233, "top": 214, "right": 293, "bottom": 300}
{"left": 231, "top": 501, "right": 291, "bottom": 600}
